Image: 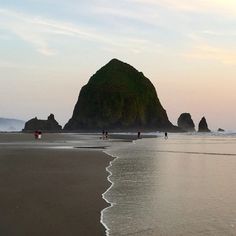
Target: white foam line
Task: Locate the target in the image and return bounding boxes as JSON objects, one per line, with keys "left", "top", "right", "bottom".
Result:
{"left": 100, "top": 151, "right": 117, "bottom": 236}
{"left": 100, "top": 140, "right": 136, "bottom": 236}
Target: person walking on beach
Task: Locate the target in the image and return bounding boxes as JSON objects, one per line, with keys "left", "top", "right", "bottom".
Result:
{"left": 38, "top": 131, "right": 42, "bottom": 139}
{"left": 105, "top": 131, "right": 108, "bottom": 139}
{"left": 102, "top": 130, "right": 105, "bottom": 139}
{"left": 164, "top": 132, "right": 168, "bottom": 139}
{"left": 34, "top": 130, "right": 39, "bottom": 139}
{"left": 137, "top": 131, "right": 141, "bottom": 139}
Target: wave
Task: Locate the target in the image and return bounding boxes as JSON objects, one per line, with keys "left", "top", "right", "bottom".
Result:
{"left": 101, "top": 139, "right": 136, "bottom": 236}
{"left": 100, "top": 150, "right": 119, "bottom": 236}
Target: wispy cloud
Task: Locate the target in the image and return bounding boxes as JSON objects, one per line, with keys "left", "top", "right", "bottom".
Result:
{"left": 94, "top": 6, "right": 160, "bottom": 26}
{"left": 185, "top": 43, "right": 236, "bottom": 65}
{"left": 129, "top": 0, "right": 236, "bottom": 16}
{"left": 201, "top": 30, "right": 236, "bottom": 37}
{"left": 0, "top": 9, "right": 58, "bottom": 56}
{"left": 184, "top": 29, "right": 236, "bottom": 65}
{"left": 0, "top": 60, "right": 39, "bottom": 69}
{"left": 0, "top": 8, "right": 159, "bottom": 56}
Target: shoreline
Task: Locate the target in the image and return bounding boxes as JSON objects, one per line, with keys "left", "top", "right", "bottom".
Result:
{"left": 101, "top": 151, "right": 117, "bottom": 236}
{"left": 101, "top": 138, "right": 137, "bottom": 235}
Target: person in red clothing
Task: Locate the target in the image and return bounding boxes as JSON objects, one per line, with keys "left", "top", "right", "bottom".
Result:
{"left": 34, "top": 130, "right": 39, "bottom": 139}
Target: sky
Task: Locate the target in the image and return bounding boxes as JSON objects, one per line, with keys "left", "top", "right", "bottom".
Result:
{"left": 1, "top": 0, "right": 236, "bottom": 130}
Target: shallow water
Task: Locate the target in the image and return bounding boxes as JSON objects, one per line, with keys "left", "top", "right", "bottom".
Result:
{"left": 103, "top": 134, "right": 236, "bottom": 236}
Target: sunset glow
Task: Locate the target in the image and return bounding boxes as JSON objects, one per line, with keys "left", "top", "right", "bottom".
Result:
{"left": 1, "top": 0, "right": 236, "bottom": 130}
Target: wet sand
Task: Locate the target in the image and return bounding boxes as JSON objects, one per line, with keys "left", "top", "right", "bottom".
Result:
{"left": 0, "top": 133, "right": 112, "bottom": 236}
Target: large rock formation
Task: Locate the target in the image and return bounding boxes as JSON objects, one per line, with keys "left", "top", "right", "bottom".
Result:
{"left": 198, "top": 117, "right": 211, "bottom": 132}
{"left": 64, "top": 58, "right": 177, "bottom": 132}
{"left": 177, "top": 113, "right": 195, "bottom": 132}
{"left": 23, "top": 114, "right": 62, "bottom": 132}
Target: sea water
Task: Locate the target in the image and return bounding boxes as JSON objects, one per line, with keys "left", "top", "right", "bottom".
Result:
{"left": 102, "top": 133, "right": 236, "bottom": 236}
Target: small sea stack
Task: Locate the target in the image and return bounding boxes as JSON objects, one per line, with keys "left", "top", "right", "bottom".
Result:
{"left": 177, "top": 113, "right": 195, "bottom": 132}
{"left": 198, "top": 117, "right": 211, "bottom": 132}
{"left": 23, "top": 114, "right": 62, "bottom": 132}
{"left": 218, "top": 128, "right": 225, "bottom": 132}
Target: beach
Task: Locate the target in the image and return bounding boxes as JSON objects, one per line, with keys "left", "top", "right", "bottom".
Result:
{"left": 3, "top": 132, "right": 236, "bottom": 236}
{"left": 0, "top": 133, "right": 113, "bottom": 236}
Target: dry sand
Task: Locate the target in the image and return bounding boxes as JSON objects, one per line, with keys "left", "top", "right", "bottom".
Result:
{"left": 0, "top": 133, "right": 113, "bottom": 236}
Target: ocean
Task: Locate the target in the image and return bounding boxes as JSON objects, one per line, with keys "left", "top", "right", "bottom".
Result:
{"left": 102, "top": 133, "right": 236, "bottom": 236}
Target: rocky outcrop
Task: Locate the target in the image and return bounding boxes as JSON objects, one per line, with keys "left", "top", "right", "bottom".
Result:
{"left": 177, "top": 113, "right": 195, "bottom": 132}
{"left": 198, "top": 117, "right": 211, "bottom": 132}
{"left": 23, "top": 114, "right": 62, "bottom": 132}
{"left": 218, "top": 128, "right": 225, "bottom": 132}
{"left": 64, "top": 58, "right": 178, "bottom": 132}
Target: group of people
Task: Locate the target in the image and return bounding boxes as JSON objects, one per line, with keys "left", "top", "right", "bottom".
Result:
{"left": 137, "top": 131, "right": 168, "bottom": 139}
{"left": 138, "top": 131, "right": 168, "bottom": 139}
{"left": 102, "top": 130, "right": 109, "bottom": 139}
{"left": 101, "top": 130, "right": 168, "bottom": 140}
{"left": 34, "top": 130, "right": 42, "bottom": 139}
{"left": 33, "top": 129, "right": 167, "bottom": 140}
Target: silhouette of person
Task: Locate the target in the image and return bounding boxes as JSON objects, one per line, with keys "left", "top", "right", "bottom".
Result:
{"left": 38, "top": 131, "right": 42, "bottom": 139}
{"left": 105, "top": 131, "right": 108, "bottom": 139}
{"left": 34, "top": 130, "right": 38, "bottom": 139}
{"left": 164, "top": 132, "right": 168, "bottom": 139}
{"left": 138, "top": 131, "right": 141, "bottom": 139}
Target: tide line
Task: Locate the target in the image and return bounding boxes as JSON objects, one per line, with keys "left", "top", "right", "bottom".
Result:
{"left": 100, "top": 139, "right": 137, "bottom": 236}
{"left": 156, "top": 150, "right": 236, "bottom": 156}
{"left": 100, "top": 151, "right": 117, "bottom": 236}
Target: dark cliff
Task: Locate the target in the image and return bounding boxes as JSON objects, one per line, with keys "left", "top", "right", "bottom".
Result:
{"left": 64, "top": 59, "right": 177, "bottom": 132}
{"left": 23, "top": 114, "right": 62, "bottom": 132}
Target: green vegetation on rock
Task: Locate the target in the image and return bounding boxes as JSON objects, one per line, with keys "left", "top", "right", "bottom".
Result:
{"left": 64, "top": 59, "right": 176, "bottom": 131}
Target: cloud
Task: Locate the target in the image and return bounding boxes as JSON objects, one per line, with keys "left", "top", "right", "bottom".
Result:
{"left": 184, "top": 30, "right": 236, "bottom": 65}
{"left": 0, "top": 9, "right": 58, "bottom": 56}
{"left": 94, "top": 6, "right": 160, "bottom": 26}
{"left": 201, "top": 30, "right": 236, "bottom": 37}
{"left": 0, "top": 8, "right": 158, "bottom": 56}
{"left": 185, "top": 43, "right": 236, "bottom": 65}
{"left": 129, "top": 0, "right": 236, "bottom": 16}
{"left": 0, "top": 9, "right": 101, "bottom": 56}
{"left": 0, "top": 60, "right": 38, "bottom": 69}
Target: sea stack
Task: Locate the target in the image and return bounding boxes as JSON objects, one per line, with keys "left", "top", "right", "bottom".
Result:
{"left": 198, "top": 117, "right": 211, "bottom": 132}
{"left": 23, "top": 114, "right": 62, "bottom": 132}
{"left": 218, "top": 128, "right": 225, "bottom": 132}
{"left": 177, "top": 113, "right": 195, "bottom": 132}
{"left": 64, "top": 58, "right": 177, "bottom": 132}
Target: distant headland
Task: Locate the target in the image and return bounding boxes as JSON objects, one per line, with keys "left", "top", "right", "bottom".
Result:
{"left": 0, "top": 118, "right": 25, "bottom": 132}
